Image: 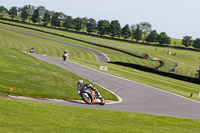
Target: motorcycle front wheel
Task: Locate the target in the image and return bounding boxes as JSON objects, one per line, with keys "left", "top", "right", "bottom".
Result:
{"left": 99, "top": 97, "right": 105, "bottom": 105}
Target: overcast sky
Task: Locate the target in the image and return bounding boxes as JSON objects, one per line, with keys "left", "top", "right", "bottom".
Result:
{"left": 1, "top": 0, "right": 200, "bottom": 39}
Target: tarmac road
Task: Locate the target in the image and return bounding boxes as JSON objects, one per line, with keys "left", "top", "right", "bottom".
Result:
{"left": 24, "top": 52, "right": 200, "bottom": 119}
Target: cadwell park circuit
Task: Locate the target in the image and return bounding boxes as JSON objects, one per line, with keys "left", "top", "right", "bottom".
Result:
{"left": 1, "top": 25, "right": 200, "bottom": 120}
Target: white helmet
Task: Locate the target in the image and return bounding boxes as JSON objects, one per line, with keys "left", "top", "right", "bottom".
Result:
{"left": 78, "top": 80, "right": 83, "bottom": 84}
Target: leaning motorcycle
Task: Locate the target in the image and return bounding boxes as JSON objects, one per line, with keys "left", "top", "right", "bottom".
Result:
{"left": 80, "top": 86, "right": 105, "bottom": 105}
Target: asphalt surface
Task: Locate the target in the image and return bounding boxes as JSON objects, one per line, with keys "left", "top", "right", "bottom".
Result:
{"left": 24, "top": 52, "right": 200, "bottom": 119}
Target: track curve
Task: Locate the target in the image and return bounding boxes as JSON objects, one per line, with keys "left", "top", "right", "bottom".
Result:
{"left": 0, "top": 26, "right": 110, "bottom": 62}
{"left": 24, "top": 52, "right": 200, "bottom": 119}
{"left": 1, "top": 25, "right": 200, "bottom": 119}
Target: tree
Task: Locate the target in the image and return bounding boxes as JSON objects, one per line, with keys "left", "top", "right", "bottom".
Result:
{"left": 109, "top": 20, "right": 121, "bottom": 38}
{"left": 121, "top": 24, "right": 131, "bottom": 40}
{"left": 134, "top": 24, "right": 142, "bottom": 42}
{"left": 21, "top": 5, "right": 35, "bottom": 22}
{"left": 82, "top": 17, "right": 88, "bottom": 31}
{"left": 31, "top": 9, "right": 39, "bottom": 23}
{"left": 37, "top": 6, "right": 46, "bottom": 24}
{"left": 139, "top": 22, "right": 152, "bottom": 42}
{"left": 21, "top": 6, "right": 29, "bottom": 21}
{"left": 182, "top": 36, "right": 193, "bottom": 47}
{"left": 0, "top": 6, "right": 8, "bottom": 18}
{"left": 51, "top": 12, "right": 61, "bottom": 27}
{"left": 73, "top": 17, "right": 83, "bottom": 31}
{"left": 27, "top": 5, "right": 35, "bottom": 22}
{"left": 59, "top": 12, "right": 67, "bottom": 27}
{"left": 43, "top": 10, "right": 52, "bottom": 26}
{"left": 86, "top": 18, "right": 97, "bottom": 34}
{"left": 158, "top": 32, "right": 171, "bottom": 45}
{"left": 193, "top": 38, "right": 200, "bottom": 48}
{"left": 130, "top": 24, "right": 136, "bottom": 40}
{"left": 17, "top": 7, "right": 23, "bottom": 20}
{"left": 9, "top": 6, "right": 17, "bottom": 19}
{"left": 97, "top": 20, "right": 110, "bottom": 36}
{"left": 63, "top": 16, "right": 73, "bottom": 29}
{"left": 146, "top": 30, "right": 158, "bottom": 43}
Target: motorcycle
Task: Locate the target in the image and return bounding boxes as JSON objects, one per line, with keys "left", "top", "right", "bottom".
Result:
{"left": 77, "top": 80, "right": 105, "bottom": 105}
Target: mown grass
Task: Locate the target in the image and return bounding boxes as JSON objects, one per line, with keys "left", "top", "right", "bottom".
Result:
{"left": 1, "top": 97, "right": 200, "bottom": 133}
{"left": 0, "top": 23, "right": 199, "bottom": 101}
{"left": 0, "top": 22, "right": 188, "bottom": 75}
{"left": 0, "top": 46, "right": 117, "bottom": 100}
{"left": 0, "top": 22, "right": 165, "bottom": 71}
{"left": 1, "top": 20, "right": 199, "bottom": 77}
{"left": 0, "top": 25, "right": 97, "bottom": 62}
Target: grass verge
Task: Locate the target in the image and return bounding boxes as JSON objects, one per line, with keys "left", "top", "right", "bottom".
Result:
{"left": 0, "top": 46, "right": 117, "bottom": 100}
{"left": 1, "top": 97, "right": 200, "bottom": 133}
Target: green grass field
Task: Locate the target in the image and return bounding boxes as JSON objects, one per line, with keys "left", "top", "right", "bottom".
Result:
{"left": 1, "top": 97, "right": 200, "bottom": 133}
{"left": 1, "top": 20, "right": 199, "bottom": 78}
{"left": 1, "top": 17, "right": 200, "bottom": 133}
{"left": 0, "top": 22, "right": 199, "bottom": 101}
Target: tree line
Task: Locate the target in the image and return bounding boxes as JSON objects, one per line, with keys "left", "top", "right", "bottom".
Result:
{"left": 0, "top": 5, "right": 199, "bottom": 48}
{"left": 182, "top": 36, "right": 200, "bottom": 48}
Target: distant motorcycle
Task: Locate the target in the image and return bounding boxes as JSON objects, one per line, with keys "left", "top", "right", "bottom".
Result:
{"left": 77, "top": 80, "right": 105, "bottom": 105}
{"left": 30, "top": 47, "right": 34, "bottom": 53}
{"left": 62, "top": 50, "right": 69, "bottom": 61}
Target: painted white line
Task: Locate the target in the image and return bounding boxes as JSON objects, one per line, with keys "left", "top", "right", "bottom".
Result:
{"left": 8, "top": 95, "right": 37, "bottom": 101}
{"left": 48, "top": 99, "right": 71, "bottom": 102}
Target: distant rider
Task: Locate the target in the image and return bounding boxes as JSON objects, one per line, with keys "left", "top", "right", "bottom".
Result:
{"left": 62, "top": 50, "right": 68, "bottom": 61}
{"left": 30, "top": 47, "right": 34, "bottom": 53}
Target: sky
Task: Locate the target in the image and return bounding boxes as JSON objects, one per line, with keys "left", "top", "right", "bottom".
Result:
{"left": 1, "top": 0, "right": 200, "bottom": 39}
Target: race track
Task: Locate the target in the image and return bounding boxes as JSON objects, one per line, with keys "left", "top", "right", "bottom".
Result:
{"left": 24, "top": 52, "right": 200, "bottom": 119}
{"left": 1, "top": 25, "right": 200, "bottom": 119}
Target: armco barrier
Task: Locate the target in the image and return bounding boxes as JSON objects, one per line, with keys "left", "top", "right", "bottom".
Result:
{"left": 109, "top": 62, "right": 200, "bottom": 85}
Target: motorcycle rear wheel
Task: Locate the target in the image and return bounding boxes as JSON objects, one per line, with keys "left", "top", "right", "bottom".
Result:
{"left": 81, "top": 93, "right": 92, "bottom": 104}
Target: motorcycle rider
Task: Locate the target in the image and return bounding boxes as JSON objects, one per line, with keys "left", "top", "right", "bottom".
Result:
{"left": 62, "top": 50, "right": 68, "bottom": 61}
{"left": 87, "top": 84, "right": 102, "bottom": 98}
{"left": 77, "top": 80, "right": 84, "bottom": 95}
{"left": 30, "top": 47, "right": 34, "bottom": 53}
{"left": 77, "top": 80, "right": 102, "bottom": 103}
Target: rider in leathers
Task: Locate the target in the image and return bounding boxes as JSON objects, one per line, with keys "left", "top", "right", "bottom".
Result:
{"left": 77, "top": 80, "right": 102, "bottom": 103}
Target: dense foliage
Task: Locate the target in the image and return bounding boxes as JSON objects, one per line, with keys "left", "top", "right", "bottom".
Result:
{"left": 182, "top": 36, "right": 200, "bottom": 48}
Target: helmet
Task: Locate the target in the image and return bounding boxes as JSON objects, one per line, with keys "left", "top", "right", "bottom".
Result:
{"left": 77, "top": 80, "right": 83, "bottom": 84}
{"left": 88, "top": 84, "right": 93, "bottom": 87}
